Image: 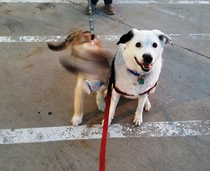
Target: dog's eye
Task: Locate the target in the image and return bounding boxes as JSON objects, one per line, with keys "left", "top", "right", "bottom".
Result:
{"left": 135, "top": 42, "right": 141, "bottom": 48}
{"left": 152, "top": 43, "right": 158, "bottom": 48}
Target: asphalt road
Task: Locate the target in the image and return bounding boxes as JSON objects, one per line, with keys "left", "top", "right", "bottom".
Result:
{"left": 0, "top": 0, "right": 210, "bottom": 171}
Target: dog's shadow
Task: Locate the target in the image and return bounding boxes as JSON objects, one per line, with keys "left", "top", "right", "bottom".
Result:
{"left": 81, "top": 97, "right": 137, "bottom": 126}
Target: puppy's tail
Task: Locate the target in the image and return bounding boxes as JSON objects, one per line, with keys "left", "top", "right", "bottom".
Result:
{"left": 48, "top": 33, "right": 74, "bottom": 51}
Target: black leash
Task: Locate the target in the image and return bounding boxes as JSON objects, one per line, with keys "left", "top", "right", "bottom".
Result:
{"left": 88, "top": 0, "right": 95, "bottom": 41}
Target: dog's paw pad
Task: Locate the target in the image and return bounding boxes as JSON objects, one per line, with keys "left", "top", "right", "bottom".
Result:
{"left": 133, "top": 117, "right": 142, "bottom": 126}
{"left": 71, "top": 115, "right": 82, "bottom": 126}
{"left": 98, "top": 101, "right": 106, "bottom": 112}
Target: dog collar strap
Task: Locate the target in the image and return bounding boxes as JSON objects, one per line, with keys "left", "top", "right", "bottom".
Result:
{"left": 128, "top": 69, "right": 145, "bottom": 85}
{"left": 112, "top": 58, "right": 157, "bottom": 96}
{"left": 127, "top": 69, "right": 140, "bottom": 76}
{"left": 114, "top": 81, "right": 158, "bottom": 97}
{"left": 86, "top": 80, "right": 104, "bottom": 91}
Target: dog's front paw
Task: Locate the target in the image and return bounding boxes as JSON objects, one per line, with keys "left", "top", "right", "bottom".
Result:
{"left": 97, "top": 101, "right": 106, "bottom": 112}
{"left": 144, "top": 99, "right": 151, "bottom": 111}
{"left": 71, "top": 115, "right": 83, "bottom": 126}
{"left": 133, "top": 116, "right": 142, "bottom": 126}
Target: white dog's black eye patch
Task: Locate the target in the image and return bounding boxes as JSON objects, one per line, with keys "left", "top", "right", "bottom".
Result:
{"left": 135, "top": 42, "right": 141, "bottom": 48}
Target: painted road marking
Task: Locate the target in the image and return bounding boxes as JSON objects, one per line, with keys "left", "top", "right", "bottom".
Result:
{"left": 0, "top": 120, "right": 209, "bottom": 144}
{"left": 0, "top": 34, "right": 210, "bottom": 43}
{"left": 0, "top": 0, "right": 210, "bottom": 4}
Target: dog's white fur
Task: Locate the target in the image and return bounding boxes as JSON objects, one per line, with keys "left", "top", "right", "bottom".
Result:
{"left": 105, "top": 29, "right": 172, "bottom": 126}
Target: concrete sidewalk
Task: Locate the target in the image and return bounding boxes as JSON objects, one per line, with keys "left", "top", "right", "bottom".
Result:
{"left": 0, "top": 1, "right": 210, "bottom": 171}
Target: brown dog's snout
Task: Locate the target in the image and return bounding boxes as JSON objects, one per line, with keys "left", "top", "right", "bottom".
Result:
{"left": 143, "top": 54, "right": 153, "bottom": 64}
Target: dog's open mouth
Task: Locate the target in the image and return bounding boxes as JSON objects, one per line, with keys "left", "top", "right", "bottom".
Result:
{"left": 134, "top": 57, "right": 152, "bottom": 72}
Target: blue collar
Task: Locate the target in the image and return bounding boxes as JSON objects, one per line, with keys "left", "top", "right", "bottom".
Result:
{"left": 127, "top": 69, "right": 140, "bottom": 76}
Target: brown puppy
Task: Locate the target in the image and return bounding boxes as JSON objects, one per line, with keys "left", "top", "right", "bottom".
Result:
{"left": 48, "top": 31, "right": 111, "bottom": 126}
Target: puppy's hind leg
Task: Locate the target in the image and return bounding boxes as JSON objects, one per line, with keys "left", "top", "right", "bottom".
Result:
{"left": 71, "top": 86, "right": 84, "bottom": 126}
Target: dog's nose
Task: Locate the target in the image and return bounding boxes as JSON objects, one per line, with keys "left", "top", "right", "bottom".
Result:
{"left": 143, "top": 54, "right": 153, "bottom": 64}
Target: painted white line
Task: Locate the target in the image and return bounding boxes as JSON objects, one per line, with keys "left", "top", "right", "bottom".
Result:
{"left": 0, "top": 120, "right": 209, "bottom": 144}
{"left": 0, "top": 0, "right": 210, "bottom": 4}
{"left": 0, "top": 34, "right": 210, "bottom": 43}
{"left": 0, "top": 36, "right": 67, "bottom": 43}
{"left": 114, "top": 0, "right": 210, "bottom": 4}
{"left": 0, "top": 35, "right": 121, "bottom": 43}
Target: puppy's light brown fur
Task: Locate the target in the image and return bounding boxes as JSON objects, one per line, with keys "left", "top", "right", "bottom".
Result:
{"left": 48, "top": 31, "right": 111, "bottom": 126}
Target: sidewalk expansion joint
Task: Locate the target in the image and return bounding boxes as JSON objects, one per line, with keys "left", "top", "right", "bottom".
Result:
{"left": 174, "top": 43, "right": 210, "bottom": 60}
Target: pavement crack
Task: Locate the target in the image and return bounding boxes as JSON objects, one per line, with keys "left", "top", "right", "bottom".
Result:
{"left": 66, "top": 2, "right": 210, "bottom": 61}
{"left": 174, "top": 43, "right": 210, "bottom": 60}
{"left": 98, "top": 13, "right": 134, "bottom": 28}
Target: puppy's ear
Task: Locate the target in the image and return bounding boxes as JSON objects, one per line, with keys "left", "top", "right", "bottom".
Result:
{"left": 153, "top": 30, "right": 173, "bottom": 46}
{"left": 117, "top": 30, "right": 134, "bottom": 45}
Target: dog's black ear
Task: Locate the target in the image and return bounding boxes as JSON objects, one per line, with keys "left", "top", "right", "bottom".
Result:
{"left": 117, "top": 30, "right": 134, "bottom": 45}
{"left": 159, "top": 34, "right": 173, "bottom": 45}
{"left": 153, "top": 29, "right": 173, "bottom": 46}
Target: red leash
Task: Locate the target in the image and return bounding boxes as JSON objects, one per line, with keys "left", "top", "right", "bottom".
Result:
{"left": 87, "top": 1, "right": 112, "bottom": 170}
{"left": 99, "top": 60, "right": 114, "bottom": 171}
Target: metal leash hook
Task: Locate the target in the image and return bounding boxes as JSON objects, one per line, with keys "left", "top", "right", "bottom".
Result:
{"left": 88, "top": 0, "right": 95, "bottom": 44}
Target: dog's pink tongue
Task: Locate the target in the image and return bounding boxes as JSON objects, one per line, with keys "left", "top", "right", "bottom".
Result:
{"left": 144, "top": 63, "right": 152, "bottom": 68}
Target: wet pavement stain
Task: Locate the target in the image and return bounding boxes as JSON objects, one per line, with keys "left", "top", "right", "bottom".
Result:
{"left": 3, "top": 19, "right": 24, "bottom": 33}
{"left": 26, "top": 63, "right": 34, "bottom": 68}
{"left": 25, "top": 47, "right": 43, "bottom": 58}
{"left": 22, "top": 63, "right": 35, "bottom": 70}
{"left": 48, "top": 112, "right": 53, "bottom": 115}
{"left": 2, "top": 10, "right": 12, "bottom": 15}
{"left": 80, "top": 140, "right": 90, "bottom": 149}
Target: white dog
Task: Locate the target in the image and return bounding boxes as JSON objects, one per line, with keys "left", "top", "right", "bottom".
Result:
{"left": 105, "top": 29, "right": 173, "bottom": 126}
